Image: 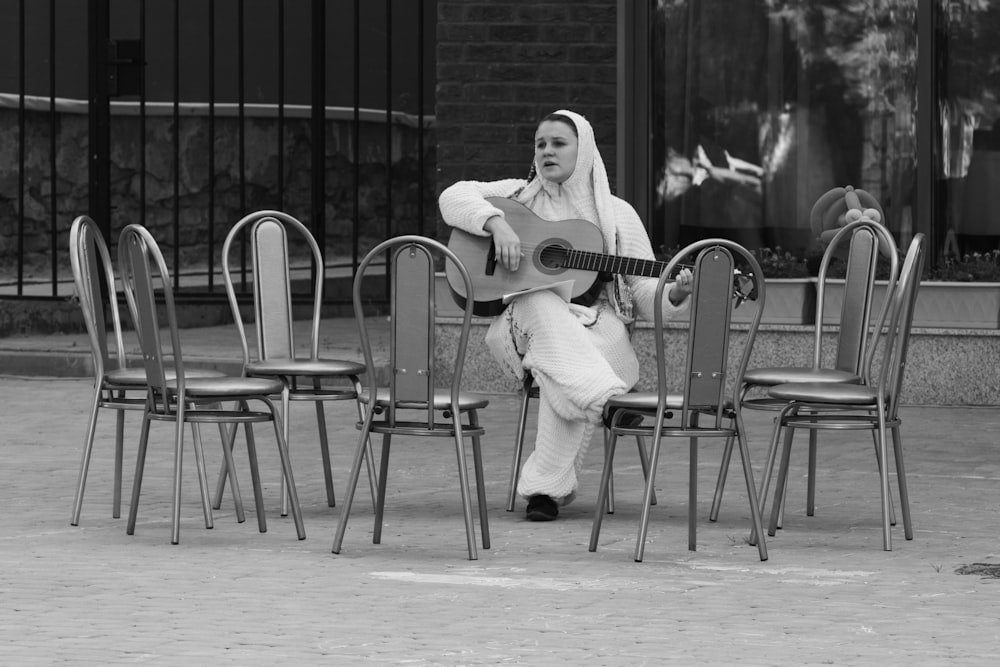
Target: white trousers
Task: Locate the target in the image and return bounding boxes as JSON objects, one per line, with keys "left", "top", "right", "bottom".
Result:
{"left": 486, "top": 290, "right": 639, "bottom": 501}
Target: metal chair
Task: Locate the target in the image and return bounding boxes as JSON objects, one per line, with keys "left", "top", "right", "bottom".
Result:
{"left": 118, "top": 224, "right": 305, "bottom": 544}
{"left": 711, "top": 218, "right": 900, "bottom": 525}
{"left": 762, "top": 234, "right": 925, "bottom": 550}
{"left": 68, "top": 215, "right": 147, "bottom": 525}
{"left": 332, "top": 235, "right": 490, "bottom": 560}
{"left": 212, "top": 210, "right": 375, "bottom": 517}
{"left": 68, "top": 215, "right": 223, "bottom": 526}
{"left": 589, "top": 240, "right": 769, "bottom": 562}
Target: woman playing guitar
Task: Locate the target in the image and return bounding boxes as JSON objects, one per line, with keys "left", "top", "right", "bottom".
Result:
{"left": 439, "top": 109, "right": 693, "bottom": 522}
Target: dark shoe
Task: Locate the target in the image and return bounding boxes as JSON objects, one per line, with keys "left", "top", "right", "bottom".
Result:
{"left": 603, "top": 408, "right": 644, "bottom": 429}
{"left": 525, "top": 494, "right": 559, "bottom": 521}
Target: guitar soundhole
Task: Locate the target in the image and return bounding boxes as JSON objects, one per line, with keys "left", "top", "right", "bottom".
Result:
{"left": 538, "top": 243, "right": 569, "bottom": 273}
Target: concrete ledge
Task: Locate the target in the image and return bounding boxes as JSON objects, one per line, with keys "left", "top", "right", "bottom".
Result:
{"left": 435, "top": 317, "right": 1000, "bottom": 406}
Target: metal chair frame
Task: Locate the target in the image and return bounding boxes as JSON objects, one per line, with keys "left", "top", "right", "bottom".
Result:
{"left": 589, "top": 240, "right": 769, "bottom": 562}
{"left": 331, "top": 236, "right": 490, "bottom": 560}
{"left": 712, "top": 219, "right": 900, "bottom": 524}
{"left": 762, "top": 234, "right": 925, "bottom": 551}
{"left": 68, "top": 215, "right": 147, "bottom": 525}
{"left": 212, "top": 210, "right": 375, "bottom": 517}
{"left": 118, "top": 224, "right": 305, "bottom": 545}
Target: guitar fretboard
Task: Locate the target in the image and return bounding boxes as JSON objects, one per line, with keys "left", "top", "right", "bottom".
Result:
{"left": 563, "top": 249, "right": 667, "bottom": 278}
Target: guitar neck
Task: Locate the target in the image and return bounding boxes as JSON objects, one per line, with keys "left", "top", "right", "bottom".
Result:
{"left": 563, "top": 248, "right": 667, "bottom": 278}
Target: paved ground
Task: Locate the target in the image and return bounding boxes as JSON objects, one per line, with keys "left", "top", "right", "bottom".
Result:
{"left": 1, "top": 322, "right": 999, "bottom": 665}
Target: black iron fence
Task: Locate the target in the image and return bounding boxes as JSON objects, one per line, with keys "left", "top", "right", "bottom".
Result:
{"left": 0, "top": 0, "right": 436, "bottom": 306}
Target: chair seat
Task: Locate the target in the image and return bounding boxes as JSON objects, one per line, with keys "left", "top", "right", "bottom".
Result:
{"left": 605, "top": 391, "right": 733, "bottom": 415}
{"left": 246, "top": 358, "right": 366, "bottom": 378}
{"left": 360, "top": 388, "right": 489, "bottom": 411}
{"left": 167, "top": 375, "right": 287, "bottom": 398}
{"left": 104, "top": 366, "right": 225, "bottom": 389}
{"left": 768, "top": 381, "right": 878, "bottom": 405}
{"left": 105, "top": 366, "right": 225, "bottom": 386}
{"left": 743, "top": 366, "right": 861, "bottom": 387}
{"left": 104, "top": 367, "right": 153, "bottom": 386}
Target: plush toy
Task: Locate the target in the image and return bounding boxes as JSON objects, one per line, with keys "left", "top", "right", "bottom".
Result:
{"left": 809, "top": 185, "right": 893, "bottom": 256}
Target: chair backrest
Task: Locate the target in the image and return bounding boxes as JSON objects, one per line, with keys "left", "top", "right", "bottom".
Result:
{"left": 874, "top": 233, "right": 926, "bottom": 417}
{"left": 353, "top": 235, "right": 476, "bottom": 428}
{"left": 222, "top": 210, "right": 325, "bottom": 364}
{"left": 69, "top": 216, "right": 128, "bottom": 377}
{"left": 815, "top": 219, "right": 899, "bottom": 373}
{"left": 655, "top": 239, "right": 766, "bottom": 428}
{"left": 118, "top": 224, "right": 186, "bottom": 415}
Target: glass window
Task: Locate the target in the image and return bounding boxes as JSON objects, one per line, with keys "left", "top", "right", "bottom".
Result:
{"left": 647, "top": 1, "right": 1000, "bottom": 272}
{"left": 648, "top": 0, "right": 1000, "bottom": 272}
{"left": 941, "top": 1, "right": 1000, "bottom": 260}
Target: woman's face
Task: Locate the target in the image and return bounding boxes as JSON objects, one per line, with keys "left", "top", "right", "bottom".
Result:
{"left": 534, "top": 120, "right": 578, "bottom": 184}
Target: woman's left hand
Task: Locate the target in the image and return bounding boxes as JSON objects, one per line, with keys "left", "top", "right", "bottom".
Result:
{"left": 669, "top": 267, "right": 693, "bottom": 305}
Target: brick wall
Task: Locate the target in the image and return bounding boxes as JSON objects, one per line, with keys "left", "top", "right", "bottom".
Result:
{"left": 435, "top": 0, "right": 619, "bottom": 234}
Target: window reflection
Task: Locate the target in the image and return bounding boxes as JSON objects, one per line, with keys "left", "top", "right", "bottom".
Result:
{"left": 942, "top": 1, "right": 1000, "bottom": 259}
{"left": 650, "top": 1, "right": 1000, "bottom": 270}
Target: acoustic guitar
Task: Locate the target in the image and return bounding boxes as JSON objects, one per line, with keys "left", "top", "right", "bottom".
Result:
{"left": 446, "top": 197, "right": 675, "bottom": 316}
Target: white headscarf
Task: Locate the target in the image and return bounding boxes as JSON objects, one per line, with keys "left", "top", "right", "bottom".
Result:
{"left": 513, "top": 109, "right": 635, "bottom": 320}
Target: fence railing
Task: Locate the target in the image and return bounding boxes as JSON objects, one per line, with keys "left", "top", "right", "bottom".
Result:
{"left": 0, "top": 0, "right": 436, "bottom": 307}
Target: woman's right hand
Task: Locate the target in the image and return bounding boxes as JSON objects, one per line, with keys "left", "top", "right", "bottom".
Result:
{"left": 484, "top": 214, "right": 522, "bottom": 271}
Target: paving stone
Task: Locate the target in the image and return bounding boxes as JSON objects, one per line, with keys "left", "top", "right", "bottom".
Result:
{"left": 1, "top": 371, "right": 998, "bottom": 664}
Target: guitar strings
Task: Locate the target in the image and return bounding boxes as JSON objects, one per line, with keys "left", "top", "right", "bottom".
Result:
{"left": 504, "top": 240, "right": 691, "bottom": 278}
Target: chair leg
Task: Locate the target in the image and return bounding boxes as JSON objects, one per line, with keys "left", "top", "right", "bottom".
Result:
{"left": 244, "top": 420, "right": 267, "bottom": 533}
{"left": 634, "top": 428, "right": 665, "bottom": 563}
{"left": 756, "top": 412, "right": 784, "bottom": 533}
{"left": 506, "top": 382, "right": 532, "bottom": 512}
{"left": 469, "top": 410, "right": 490, "bottom": 550}
{"left": 688, "top": 435, "right": 698, "bottom": 552}
{"left": 314, "top": 384, "right": 337, "bottom": 508}
{"left": 891, "top": 425, "right": 913, "bottom": 540}
{"left": 113, "top": 403, "right": 125, "bottom": 519}
{"left": 353, "top": 393, "right": 380, "bottom": 513}
{"left": 126, "top": 415, "right": 152, "bottom": 536}
{"left": 588, "top": 430, "right": 618, "bottom": 551}
{"left": 876, "top": 404, "right": 893, "bottom": 551}
{"left": 777, "top": 470, "right": 789, "bottom": 529}
{"left": 188, "top": 422, "right": 215, "bottom": 531}
{"left": 212, "top": 418, "right": 236, "bottom": 510}
{"left": 332, "top": 411, "right": 376, "bottom": 554}
{"left": 280, "top": 387, "right": 292, "bottom": 517}
{"left": 766, "top": 417, "right": 792, "bottom": 531}
{"left": 170, "top": 408, "right": 186, "bottom": 545}
{"left": 71, "top": 388, "right": 103, "bottom": 525}
{"left": 373, "top": 433, "right": 392, "bottom": 544}
{"left": 215, "top": 421, "right": 245, "bottom": 523}
{"left": 634, "top": 435, "right": 658, "bottom": 506}
{"left": 606, "top": 435, "right": 616, "bottom": 515}
{"left": 734, "top": 413, "right": 768, "bottom": 561}
{"left": 806, "top": 429, "right": 818, "bottom": 516}
{"left": 768, "top": 420, "right": 797, "bottom": 537}
{"left": 869, "top": 428, "right": 898, "bottom": 526}
{"left": 711, "top": 389, "right": 752, "bottom": 522}
{"left": 269, "top": 409, "right": 305, "bottom": 540}
{"left": 709, "top": 433, "right": 734, "bottom": 522}
{"left": 452, "top": 418, "right": 480, "bottom": 561}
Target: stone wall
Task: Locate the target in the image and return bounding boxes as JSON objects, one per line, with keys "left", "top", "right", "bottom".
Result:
{"left": 435, "top": 0, "right": 618, "bottom": 235}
